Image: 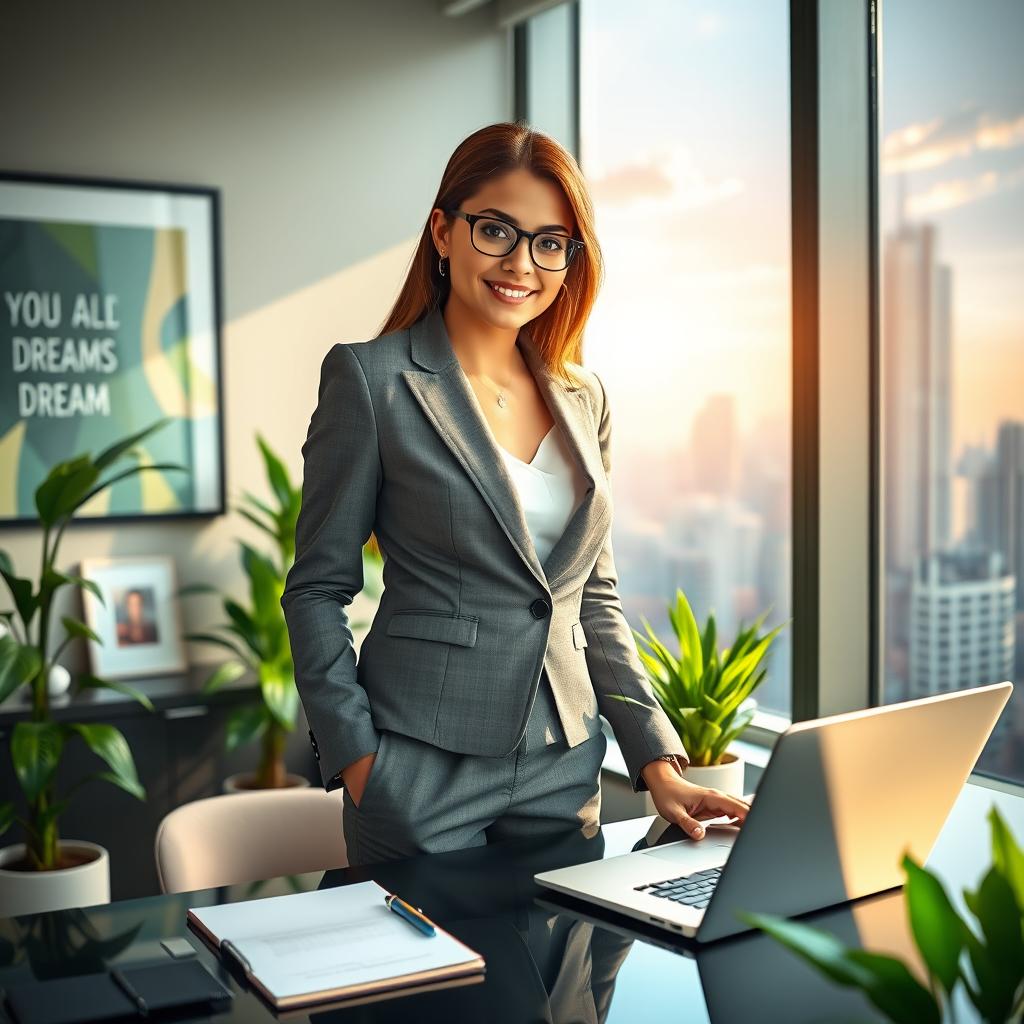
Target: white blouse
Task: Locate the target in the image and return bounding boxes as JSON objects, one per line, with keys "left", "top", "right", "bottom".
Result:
{"left": 498, "top": 423, "right": 589, "bottom": 564}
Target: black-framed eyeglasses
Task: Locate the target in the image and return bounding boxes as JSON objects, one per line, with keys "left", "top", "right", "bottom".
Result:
{"left": 445, "top": 209, "right": 585, "bottom": 272}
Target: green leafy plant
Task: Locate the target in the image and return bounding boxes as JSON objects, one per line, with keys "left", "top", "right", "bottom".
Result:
{"left": 739, "top": 805, "right": 1024, "bottom": 1023}
{"left": 610, "top": 587, "right": 787, "bottom": 766}
{"left": 179, "top": 434, "right": 383, "bottom": 789}
{"left": 0, "top": 419, "right": 186, "bottom": 870}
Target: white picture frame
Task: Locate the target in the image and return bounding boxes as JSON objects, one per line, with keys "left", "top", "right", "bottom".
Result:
{"left": 79, "top": 555, "right": 187, "bottom": 679}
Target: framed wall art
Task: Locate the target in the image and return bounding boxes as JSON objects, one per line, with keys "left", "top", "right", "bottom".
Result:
{"left": 0, "top": 171, "right": 226, "bottom": 524}
{"left": 79, "top": 555, "right": 187, "bottom": 679}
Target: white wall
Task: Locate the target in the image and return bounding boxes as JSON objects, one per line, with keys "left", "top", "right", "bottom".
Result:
{"left": 0, "top": 0, "right": 512, "bottom": 677}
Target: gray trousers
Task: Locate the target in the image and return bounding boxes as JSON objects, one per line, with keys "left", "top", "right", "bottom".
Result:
{"left": 342, "top": 671, "right": 608, "bottom": 867}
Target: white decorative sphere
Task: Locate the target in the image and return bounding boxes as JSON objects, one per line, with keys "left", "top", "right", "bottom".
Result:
{"left": 48, "top": 664, "right": 72, "bottom": 698}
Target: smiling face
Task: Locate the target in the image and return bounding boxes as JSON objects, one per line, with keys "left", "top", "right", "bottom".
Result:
{"left": 431, "top": 167, "right": 577, "bottom": 331}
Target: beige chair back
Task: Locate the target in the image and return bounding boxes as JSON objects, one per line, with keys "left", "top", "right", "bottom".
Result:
{"left": 155, "top": 788, "right": 347, "bottom": 893}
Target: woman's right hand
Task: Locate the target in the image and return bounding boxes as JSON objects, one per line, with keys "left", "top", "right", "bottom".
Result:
{"left": 341, "top": 751, "right": 377, "bottom": 808}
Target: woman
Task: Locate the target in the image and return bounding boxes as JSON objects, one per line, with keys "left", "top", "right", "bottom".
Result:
{"left": 281, "top": 121, "right": 749, "bottom": 867}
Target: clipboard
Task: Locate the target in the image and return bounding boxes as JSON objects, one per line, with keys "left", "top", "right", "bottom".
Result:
{"left": 186, "top": 879, "right": 486, "bottom": 1011}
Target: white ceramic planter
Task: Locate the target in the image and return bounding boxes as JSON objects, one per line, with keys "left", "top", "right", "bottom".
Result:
{"left": 222, "top": 772, "right": 311, "bottom": 794}
{"left": 0, "top": 840, "right": 110, "bottom": 917}
{"left": 681, "top": 751, "right": 746, "bottom": 797}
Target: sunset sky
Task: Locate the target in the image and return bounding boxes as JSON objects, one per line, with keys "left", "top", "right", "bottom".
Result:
{"left": 882, "top": 0, "right": 1024, "bottom": 455}
{"left": 571, "top": 0, "right": 1021, "bottom": 767}
{"left": 580, "top": 0, "right": 790, "bottom": 453}
{"left": 578, "top": 0, "right": 1022, "bottom": 465}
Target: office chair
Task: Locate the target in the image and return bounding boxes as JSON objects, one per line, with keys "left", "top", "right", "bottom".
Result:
{"left": 154, "top": 787, "right": 348, "bottom": 893}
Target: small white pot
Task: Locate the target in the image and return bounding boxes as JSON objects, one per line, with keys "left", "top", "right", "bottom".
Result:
{"left": 222, "top": 772, "right": 311, "bottom": 794}
{"left": 681, "top": 751, "right": 746, "bottom": 797}
{"left": 0, "top": 840, "right": 110, "bottom": 917}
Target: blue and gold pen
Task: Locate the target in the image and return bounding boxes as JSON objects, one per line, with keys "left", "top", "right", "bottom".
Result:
{"left": 384, "top": 892, "right": 437, "bottom": 936}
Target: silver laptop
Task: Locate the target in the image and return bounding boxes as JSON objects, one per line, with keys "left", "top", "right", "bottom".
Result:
{"left": 534, "top": 681, "right": 1013, "bottom": 943}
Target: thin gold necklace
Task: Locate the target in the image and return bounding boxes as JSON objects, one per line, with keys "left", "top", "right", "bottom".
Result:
{"left": 472, "top": 372, "right": 513, "bottom": 409}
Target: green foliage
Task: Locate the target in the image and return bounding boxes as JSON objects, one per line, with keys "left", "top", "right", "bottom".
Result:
{"left": 181, "top": 433, "right": 383, "bottom": 787}
{"left": 0, "top": 419, "right": 185, "bottom": 869}
{"left": 610, "top": 588, "right": 788, "bottom": 766}
{"left": 740, "top": 805, "right": 1024, "bottom": 1022}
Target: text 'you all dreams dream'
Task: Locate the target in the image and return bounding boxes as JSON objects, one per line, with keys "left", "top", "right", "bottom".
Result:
{"left": 6, "top": 290, "right": 123, "bottom": 418}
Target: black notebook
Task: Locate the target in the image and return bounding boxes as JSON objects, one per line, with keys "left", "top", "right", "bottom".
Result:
{"left": 3, "top": 957, "right": 233, "bottom": 1024}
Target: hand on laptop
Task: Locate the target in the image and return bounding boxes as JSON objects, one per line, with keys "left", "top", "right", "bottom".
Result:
{"left": 641, "top": 765, "right": 751, "bottom": 841}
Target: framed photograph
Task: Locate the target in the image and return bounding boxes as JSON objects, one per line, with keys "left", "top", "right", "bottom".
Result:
{"left": 79, "top": 556, "right": 187, "bottom": 679}
{"left": 0, "top": 171, "right": 226, "bottom": 525}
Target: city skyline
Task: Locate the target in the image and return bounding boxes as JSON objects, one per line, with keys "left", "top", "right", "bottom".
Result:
{"left": 578, "top": 0, "right": 1022, "bottom": 760}
{"left": 882, "top": 0, "right": 1024, "bottom": 458}
{"left": 880, "top": 0, "right": 1022, "bottom": 780}
{"left": 578, "top": 1, "right": 1022, "bottom": 457}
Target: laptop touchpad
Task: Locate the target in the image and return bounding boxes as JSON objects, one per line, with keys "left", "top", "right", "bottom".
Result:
{"left": 639, "top": 825, "right": 738, "bottom": 864}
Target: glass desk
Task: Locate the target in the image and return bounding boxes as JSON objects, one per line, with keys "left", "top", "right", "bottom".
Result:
{"left": 0, "top": 781, "right": 1020, "bottom": 1023}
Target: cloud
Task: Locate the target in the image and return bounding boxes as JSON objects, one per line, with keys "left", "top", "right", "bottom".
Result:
{"left": 588, "top": 144, "right": 744, "bottom": 214}
{"left": 882, "top": 105, "right": 1024, "bottom": 173}
{"left": 907, "top": 164, "right": 1024, "bottom": 216}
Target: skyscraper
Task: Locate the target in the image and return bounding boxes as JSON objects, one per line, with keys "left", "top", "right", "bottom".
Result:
{"left": 994, "top": 422, "right": 1024, "bottom": 612}
{"left": 882, "top": 213, "right": 954, "bottom": 574}
{"left": 690, "top": 394, "right": 739, "bottom": 499}
{"left": 909, "top": 550, "right": 1015, "bottom": 763}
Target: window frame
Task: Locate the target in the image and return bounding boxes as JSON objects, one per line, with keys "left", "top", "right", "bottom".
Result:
{"left": 521, "top": 0, "right": 1021, "bottom": 794}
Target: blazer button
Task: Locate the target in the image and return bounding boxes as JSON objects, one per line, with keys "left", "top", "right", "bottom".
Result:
{"left": 530, "top": 597, "right": 551, "bottom": 619}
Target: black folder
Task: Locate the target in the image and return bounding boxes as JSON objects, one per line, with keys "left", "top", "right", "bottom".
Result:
{"left": 2, "top": 957, "right": 232, "bottom": 1024}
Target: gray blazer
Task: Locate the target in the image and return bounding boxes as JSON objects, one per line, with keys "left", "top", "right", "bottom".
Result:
{"left": 280, "top": 304, "right": 687, "bottom": 794}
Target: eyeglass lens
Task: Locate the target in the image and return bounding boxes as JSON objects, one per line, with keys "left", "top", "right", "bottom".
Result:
{"left": 471, "top": 217, "right": 572, "bottom": 271}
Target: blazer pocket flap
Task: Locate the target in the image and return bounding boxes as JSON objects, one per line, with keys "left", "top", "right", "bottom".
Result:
{"left": 572, "top": 620, "right": 588, "bottom": 650}
{"left": 386, "top": 610, "right": 479, "bottom": 647}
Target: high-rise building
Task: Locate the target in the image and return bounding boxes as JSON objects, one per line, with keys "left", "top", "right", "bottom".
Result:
{"left": 665, "top": 493, "right": 763, "bottom": 643}
{"left": 690, "top": 394, "right": 739, "bottom": 499}
{"left": 882, "top": 215, "right": 953, "bottom": 573}
{"left": 957, "top": 442, "right": 999, "bottom": 551}
{"left": 957, "top": 421, "right": 1024, "bottom": 611}
{"left": 909, "top": 550, "right": 1015, "bottom": 756}
{"left": 993, "top": 423, "right": 1024, "bottom": 611}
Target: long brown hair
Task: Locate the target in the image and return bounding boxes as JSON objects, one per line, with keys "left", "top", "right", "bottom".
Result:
{"left": 376, "top": 120, "right": 604, "bottom": 388}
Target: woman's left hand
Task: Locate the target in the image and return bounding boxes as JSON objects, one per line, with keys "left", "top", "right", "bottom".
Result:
{"left": 641, "top": 761, "right": 751, "bottom": 841}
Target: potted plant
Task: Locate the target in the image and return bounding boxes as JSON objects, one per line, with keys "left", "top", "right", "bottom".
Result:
{"left": 611, "top": 588, "right": 787, "bottom": 796}
{"left": 0, "top": 420, "right": 186, "bottom": 916}
{"left": 179, "top": 434, "right": 383, "bottom": 792}
{"left": 740, "top": 804, "right": 1024, "bottom": 1023}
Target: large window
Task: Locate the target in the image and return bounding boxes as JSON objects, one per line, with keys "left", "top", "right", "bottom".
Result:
{"left": 880, "top": 0, "right": 1024, "bottom": 784}
{"left": 577, "top": 0, "right": 793, "bottom": 718}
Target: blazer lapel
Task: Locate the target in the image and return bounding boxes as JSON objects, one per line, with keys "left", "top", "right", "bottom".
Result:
{"left": 400, "top": 305, "right": 610, "bottom": 593}
{"left": 517, "top": 320, "right": 611, "bottom": 588}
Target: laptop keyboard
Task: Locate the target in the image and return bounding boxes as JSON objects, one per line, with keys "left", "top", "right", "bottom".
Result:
{"left": 633, "top": 866, "right": 723, "bottom": 909}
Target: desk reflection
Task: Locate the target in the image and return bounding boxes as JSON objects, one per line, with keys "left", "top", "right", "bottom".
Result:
{"left": 2, "top": 789, "right": 1016, "bottom": 1024}
{"left": 313, "top": 825, "right": 636, "bottom": 1023}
